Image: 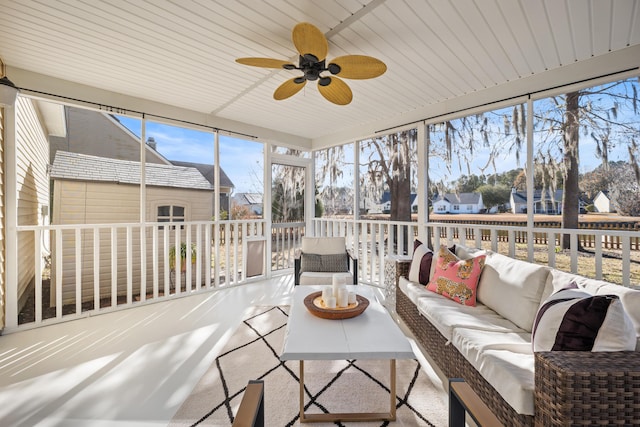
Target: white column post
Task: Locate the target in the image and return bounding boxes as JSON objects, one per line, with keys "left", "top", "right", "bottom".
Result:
{"left": 3, "top": 103, "right": 18, "bottom": 330}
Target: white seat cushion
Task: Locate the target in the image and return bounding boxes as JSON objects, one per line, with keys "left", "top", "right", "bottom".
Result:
{"left": 416, "top": 293, "right": 525, "bottom": 341}
{"left": 452, "top": 327, "right": 535, "bottom": 415}
{"left": 452, "top": 327, "right": 533, "bottom": 367}
{"left": 399, "top": 276, "right": 433, "bottom": 304}
{"left": 299, "top": 271, "right": 352, "bottom": 286}
{"left": 478, "top": 348, "right": 535, "bottom": 415}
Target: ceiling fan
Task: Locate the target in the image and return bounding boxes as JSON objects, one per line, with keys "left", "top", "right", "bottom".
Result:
{"left": 236, "top": 22, "right": 386, "bottom": 105}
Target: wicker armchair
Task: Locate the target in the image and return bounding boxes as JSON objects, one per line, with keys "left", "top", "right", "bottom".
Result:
{"left": 294, "top": 237, "right": 358, "bottom": 286}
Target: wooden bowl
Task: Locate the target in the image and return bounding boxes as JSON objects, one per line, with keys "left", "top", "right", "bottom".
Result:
{"left": 303, "top": 291, "right": 369, "bottom": 320}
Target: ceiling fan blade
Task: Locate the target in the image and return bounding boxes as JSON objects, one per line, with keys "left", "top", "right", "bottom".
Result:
{"left": 236, "top": 57, "right": 294, "bottom": 69}
{"left": 292, "top": 22, "right": 328, "bottom": 61}
{"left": 318, "top": 76, "right": 353, "bottom": 105}
{"left": 274, "top": 78, "right": 307, "bottom": 100}
{"left": 329, "top": 55, "right": 387, "bottom": 79}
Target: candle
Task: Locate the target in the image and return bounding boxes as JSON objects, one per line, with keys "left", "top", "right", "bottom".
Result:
{"left": 325, "top": 296, "right": 336, "bottom": 309}
{"left": 337, "top": 287, "right": 349, "bottom": 308}
{"left": 332, "top": 275, "right": 342, "bottom": 298}
{"left": 348, "top": 291, "right": 356, "bottom": 305}
{"left": 322, "top": 286, "right": 333, "bottom": 303}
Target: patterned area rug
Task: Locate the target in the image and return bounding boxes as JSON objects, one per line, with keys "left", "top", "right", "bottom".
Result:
{"left": 169, "top": 306, "right": 447, "bottom": 426}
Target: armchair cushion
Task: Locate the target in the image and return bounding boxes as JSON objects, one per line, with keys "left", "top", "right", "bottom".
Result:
{"left": 301, "top": 237, "right": 346, "bottom": 255}
{"left": 300, "top": 253, "right": 348, "bottom": 273}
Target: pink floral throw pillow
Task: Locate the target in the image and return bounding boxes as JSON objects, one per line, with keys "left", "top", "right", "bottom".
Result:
{"left": 426, "top": 245, "right": 486, "bottom": 306}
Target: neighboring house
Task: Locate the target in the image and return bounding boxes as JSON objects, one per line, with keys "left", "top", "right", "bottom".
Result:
{"left": 594, "top": 191, "right": 613, "bottom": 213}
{"left": 510, "top": 189, "right": 563, "bottom": 214}
{"left": 14, "top": 98, "right": 51, "bottom": 311}
{"left": 233, "top": 193, "right": 263, "bottom": 216}
{"left": 373, "top": 191, "right": 418, "bottom": 214}
{"left": 170, "top": 160, "right": 234, "bottom": 214}
{"left": 50, "top": 106, "right": 234, "bottom": 214}
{"left": 432, "top": 192, "right": 484, "bottom": 214}
{"left": 49, "top": 106, "right": 168, "bottom": 165}
{"left": 50, "top": 151, "right": 214, "bottom": 305}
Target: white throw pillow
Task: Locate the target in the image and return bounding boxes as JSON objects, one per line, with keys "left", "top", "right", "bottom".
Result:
{"left": 477, "top": 252, "right": 550, "bottom": 332}
{"left": 532, "top": 284, "right": 636, "bottom": 352}
{"left": 408, "top": 240, "right": 433, "bottom": 285}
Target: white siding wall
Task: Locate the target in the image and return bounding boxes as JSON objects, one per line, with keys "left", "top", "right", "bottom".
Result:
{"left": 51, "top": 181, "right": 213, "bottom": 305}
{"left": 15, "top": 97, "right": 50, "bottom": 307}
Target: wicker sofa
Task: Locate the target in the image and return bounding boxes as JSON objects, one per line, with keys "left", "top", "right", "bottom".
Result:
{"left": 395, "top": 246, "right": 640, "bottom": 426}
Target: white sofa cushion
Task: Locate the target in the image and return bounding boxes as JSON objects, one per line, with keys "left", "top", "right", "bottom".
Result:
{"left": 451, "top": 328, "right": 534, "bottom": 415}
{"left": 399, "top": 276, "right": 433, "bottom": 304}
{"left": 416, "top": 293, "right": 526, "bottom": 341}
{"left": 480, "top": 348, "right": 535, "bottom": 415}
{"left": 477, "top": 252, "right": 550, "bottom": 332}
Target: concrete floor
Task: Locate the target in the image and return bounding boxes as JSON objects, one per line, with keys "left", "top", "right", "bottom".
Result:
{"left": 0, "top": 275, "right": 296, "bottom": 427}
{"left": 0, "top": 275, "right": 447, "bottom": 427}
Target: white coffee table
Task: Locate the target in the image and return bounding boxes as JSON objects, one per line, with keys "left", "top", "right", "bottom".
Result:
{"left": 280, "top": 285, "right": 415, "bottom": 423}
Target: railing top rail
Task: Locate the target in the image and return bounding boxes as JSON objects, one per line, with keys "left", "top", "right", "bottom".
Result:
{"left": 17, "top": 218, "right": 268, "bottom": 231}
{"left": 310, "top": 218, "right": 640, "bottom": 237}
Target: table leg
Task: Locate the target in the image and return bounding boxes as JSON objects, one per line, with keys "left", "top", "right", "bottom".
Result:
{"left": 299, "top": 359, "right": 397, "bottom": 423}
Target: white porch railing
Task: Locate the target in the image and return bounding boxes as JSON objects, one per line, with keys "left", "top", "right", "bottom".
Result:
{"left": 9, "top": 217, "right": 639, "bottom": 332}
{"left": 8, "top": 219, "right": 272, "bottom": 332}
{"left": 312, "top": 218, "right": 640, "bottom": 289}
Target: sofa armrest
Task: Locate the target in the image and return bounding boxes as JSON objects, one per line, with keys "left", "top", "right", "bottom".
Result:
{"left": 396, "top": 259, "right": 411, "bottom": 285}
{"left": 535, "top": 351, "right": 640, "bottom": 426}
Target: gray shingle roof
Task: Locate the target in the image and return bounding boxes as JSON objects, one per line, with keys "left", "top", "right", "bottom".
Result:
{"left": 51, "top": 151, "right": 213, "bottom": 190}
{"left": 169, "top": 160, "right": 234, "bottom": 189}
{"left": 434, "top": 192, "right": 481, "bottom": 204}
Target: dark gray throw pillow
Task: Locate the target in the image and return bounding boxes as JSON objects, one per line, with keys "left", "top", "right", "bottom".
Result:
{"left": 300, "top": 253, "right": 347, "bottom": 273}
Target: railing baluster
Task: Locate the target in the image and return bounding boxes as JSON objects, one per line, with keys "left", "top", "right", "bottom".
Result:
{"left": 94, "top": 227, "right": 100, "bottom": 310}
{"left": 595, "top": 232, "right": 603, "bottom": 280}
{"left": 75, "top": 228, "right": 82, "bottom": 315}
{"left": 127, "top": 226, "right": 133, "bottom": 303}
{"left": 152, "top": 225, "right": 159, "bottom": 298}
{"left": 623, "top": 235, "right": 631, "bottom": 287}
{"left": 205, "top": 223, "right": 212, "bottom": 288}
{"left": 224, "top": 222, "right": 230, "bottom": 286}
{"left": 196, "top": 224, "right": 202, "bottom": 290}
{"left": 111, "top": 227, "right": 118, "bottom": 307}
{"left": 163, "top": 226, "right": 170, "bottom": 296}
{"left": 34, "top": 228, "right": 42, "bottom": 324}
{"left": 185, "top": 224, "right": 192, "bottom": 292}
{"left": 56, "top": 229, "right": 63, "bottom": 319}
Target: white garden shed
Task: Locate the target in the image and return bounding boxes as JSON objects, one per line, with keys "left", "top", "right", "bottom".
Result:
{"left": 50, "top": 151, "right": 214, "bottom": 305}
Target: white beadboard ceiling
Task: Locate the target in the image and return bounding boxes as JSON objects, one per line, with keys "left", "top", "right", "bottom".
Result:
{"left": 1, "top": 0, "right": 639, "bottom": 146}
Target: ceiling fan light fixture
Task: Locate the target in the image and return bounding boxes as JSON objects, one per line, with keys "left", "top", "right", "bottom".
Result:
{"left": 235, "top": 22, "right": 386, "bottom": 105}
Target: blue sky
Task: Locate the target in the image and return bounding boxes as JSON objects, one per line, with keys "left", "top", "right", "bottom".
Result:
{"left": 117, "top": 116, "right": 263, "bottom": 193}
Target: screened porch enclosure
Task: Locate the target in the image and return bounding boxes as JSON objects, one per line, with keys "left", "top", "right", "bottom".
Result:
{"left": 6, "top": 63, "right": 640, "bottom": 334}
